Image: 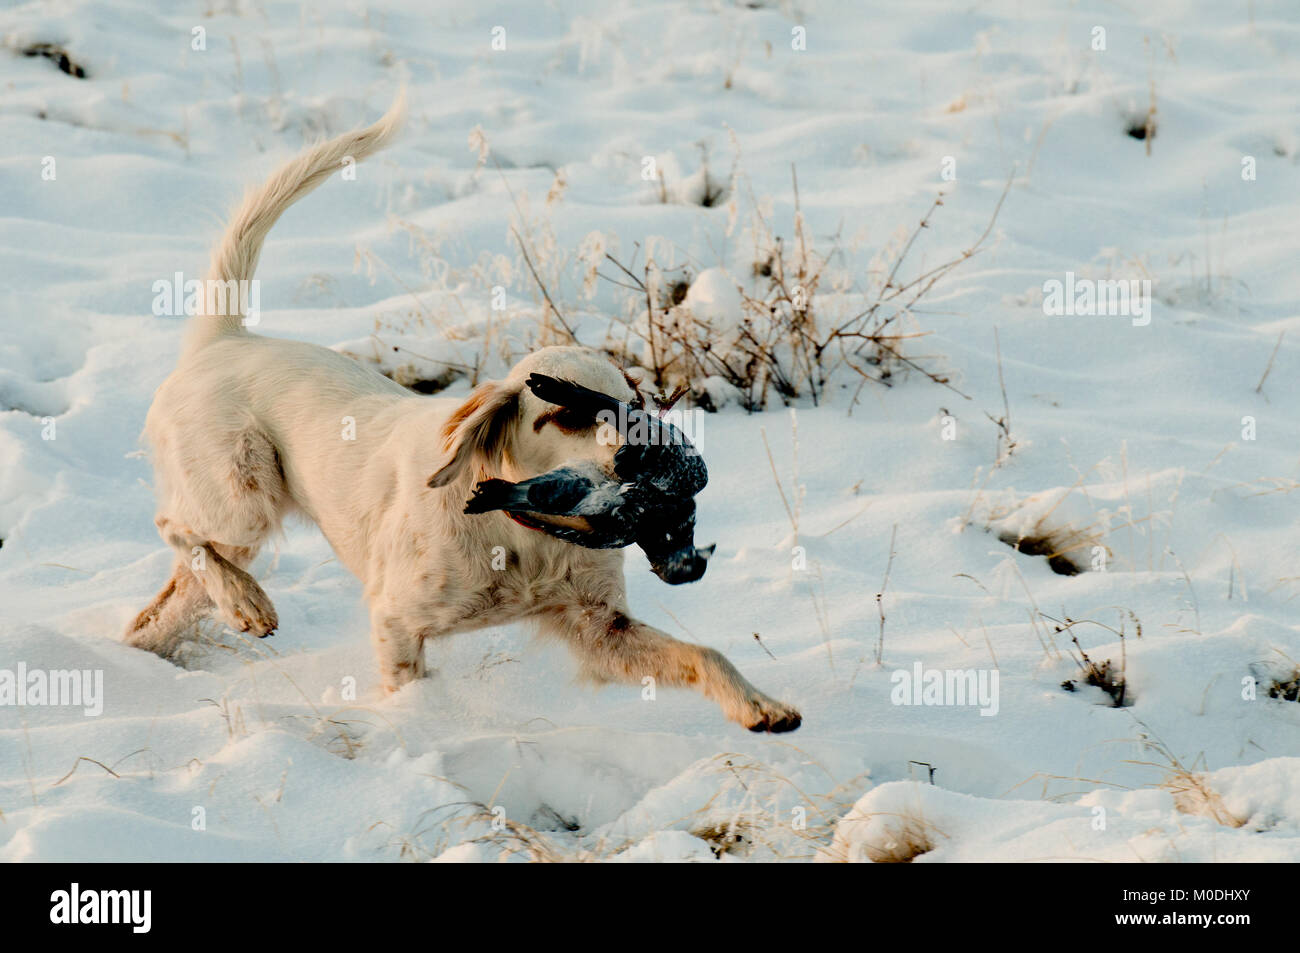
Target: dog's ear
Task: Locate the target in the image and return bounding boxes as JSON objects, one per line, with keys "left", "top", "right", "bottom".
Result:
{"left": 427, "top": 381, "right": 521, "bottom": 488}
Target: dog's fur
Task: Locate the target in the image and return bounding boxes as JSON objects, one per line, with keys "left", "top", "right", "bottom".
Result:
{"left": 125, "top": 94, "right": 801, "bottom": 733}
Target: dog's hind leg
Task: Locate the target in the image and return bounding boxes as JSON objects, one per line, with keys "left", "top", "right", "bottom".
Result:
{"left": 124, "top": 558, "right": 213, "bottom": 657}
{"left": 141, "top": 427, "right": 288, "bottom": 640}
{"left": 124, "top": 542, "right": 272, "bottom": 656}
{"left": 154, "top": 525, "right": 278, "bottom": 638}
{"left": 139, "top": 522, "right": 279, "bottom": 638}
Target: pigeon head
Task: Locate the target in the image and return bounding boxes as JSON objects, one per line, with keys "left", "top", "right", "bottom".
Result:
{"left": 633, "top": 498, "right": 717, "bottom": 585}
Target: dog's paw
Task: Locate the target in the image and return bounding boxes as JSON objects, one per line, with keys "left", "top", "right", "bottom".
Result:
{"left": 378, "top": 657, "right": 430, "bottom": 696}
{"left": 220, "top": 580, "right": 278, "bottom": 638}
{"left": 741, "top": 695, "right": 802, "bottom": 734}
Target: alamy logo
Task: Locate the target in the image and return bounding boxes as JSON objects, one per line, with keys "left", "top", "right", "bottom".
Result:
{"left": 1042, "top": 271, "right": 1151, "bottom": 326}
{"left": 151, "top": 271, "right": 260, "bottom": 326}
{"left": 50, "top": 884, "right": 151, "bottom": 933}
{"left": 890, "top": 663, "right": 999, "bottom": 716}
{"left": 0, "top": 663, "right": 103, "bottom": 716}
{"left": 595, "top": 406, "right": 704, "bottom": 448}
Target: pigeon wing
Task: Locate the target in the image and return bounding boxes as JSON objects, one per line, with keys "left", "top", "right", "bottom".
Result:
{"left": 525, "top": 373, "right": 626, "bottom": 420}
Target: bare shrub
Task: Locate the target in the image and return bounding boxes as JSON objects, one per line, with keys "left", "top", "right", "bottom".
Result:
{"left": 1056, "top": 623, "right": 1132, "bottom": 707}
{"left": 596, "top": 171, "right": 1011, "bottom": 411}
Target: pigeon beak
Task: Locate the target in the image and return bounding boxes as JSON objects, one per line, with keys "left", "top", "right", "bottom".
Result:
{"left": 650, "top": 542, "right": 715, "bottom": 585}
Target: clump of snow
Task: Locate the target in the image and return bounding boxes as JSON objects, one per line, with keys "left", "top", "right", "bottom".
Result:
{"left": 684, "top": 268, "right": 744, "bottom": 326}
{"left": 828, "top": 765, "right": 1300, "bottom": 862}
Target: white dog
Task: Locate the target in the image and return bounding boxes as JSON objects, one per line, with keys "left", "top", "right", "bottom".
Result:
{"left": 125, "top": 95, "right": 801, "bottom": 733}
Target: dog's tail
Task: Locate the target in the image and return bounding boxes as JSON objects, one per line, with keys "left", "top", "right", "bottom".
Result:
{"left": 184, "top": 91, "right": 407, "bottom": 353}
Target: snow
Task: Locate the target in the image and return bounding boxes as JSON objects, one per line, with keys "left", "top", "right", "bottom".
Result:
{"left": 2, "top": 0, "right": 1300, "bottom": 862}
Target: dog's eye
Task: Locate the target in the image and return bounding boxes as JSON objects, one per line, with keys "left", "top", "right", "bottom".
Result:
{"left": 535, "top": 407, "right": 596, "bottom": 434}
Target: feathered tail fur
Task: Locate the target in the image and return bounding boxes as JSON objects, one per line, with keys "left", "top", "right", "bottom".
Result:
{"left": 184, "top": 91, "right": 406, "bottom": 353}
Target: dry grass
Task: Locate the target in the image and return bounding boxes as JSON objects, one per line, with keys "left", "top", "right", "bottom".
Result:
{"left": 984, "top": 475, "right": 1114, "bottom": 576}
{"left": 827, "top": 801, "right": 946, "bottom": 863}
{"left": 1126, "top": 725, "right": 1246, "bottom": 829}
{"left": 999, "top": 526, "right": 1099, "bottom": 576}
{"left": 372, "top": 750, "right": 872, "bottom": 862}
{"left": 1161, "top": 770, "right": 1245, "bottom": 828}
{"left": 691, "top": 818, "right": 756, "bottom": 858}
{"left": 340, "top": 132, "right": 1008, "bottom": 418}
{"left": 1054, "top": 620, "right": 1132, "bottom": 707}
{"left": 1266, "top": 668, "right": 1300, "bottom": 702}
{"left": 596, "top": 167, "right": 1009, "bottom": 411}
{"left": 1251, "top": 650, "right": 1300, "bottom": 702}
{"left": 373, "top": 799, "right": 582, "bottom": 863}
{"left": 858, "top": 811, "right": 942, "bottom": 863}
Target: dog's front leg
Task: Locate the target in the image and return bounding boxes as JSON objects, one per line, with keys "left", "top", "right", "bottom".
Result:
{"left": 537, "top": 604, "right": 801, "bottom": 733}
{"left": 370, "top": 611, "right": 428, "bottom": 694}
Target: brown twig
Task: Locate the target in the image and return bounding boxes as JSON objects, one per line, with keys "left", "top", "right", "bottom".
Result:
{"left": 511, "top": 226, "right": 577, "bottom": 342}
{"left": 1256, "top": 330, "right": 1284, "bottom": 395}
{"left": 875, "top": 524, "right": 898, "bottom": 666}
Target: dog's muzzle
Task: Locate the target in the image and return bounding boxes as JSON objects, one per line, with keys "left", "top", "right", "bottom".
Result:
{"left": 462, "top": 373, "right": 718, "bottom": 583}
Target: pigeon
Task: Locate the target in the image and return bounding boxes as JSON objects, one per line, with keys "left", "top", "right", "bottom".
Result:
{"left": 523, "top": 373, "right": 708, "bottom": 498}
{"left": 461, "top": 374, "right": 716, "bottom": 584}
{"left": 464, "top": 461, "right": 637, "bottom": 548}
